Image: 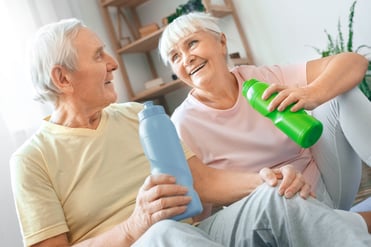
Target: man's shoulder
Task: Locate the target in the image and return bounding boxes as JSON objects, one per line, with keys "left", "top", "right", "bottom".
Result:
{"left": 105, "top": 102, "right": 144, "bottom": 118}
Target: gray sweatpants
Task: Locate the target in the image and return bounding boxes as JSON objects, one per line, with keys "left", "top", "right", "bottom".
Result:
{"left": 311, "top": 87, "right": 371, "bottom": 210}
{"left": 133, "top": 184, "right": 370, "bottom": 247}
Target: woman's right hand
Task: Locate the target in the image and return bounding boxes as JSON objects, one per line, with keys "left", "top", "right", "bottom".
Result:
{"left": 259, "top": 164, "right": 313, "bottom": 199}
{"left": 123, "top": 174, "right": 191, "bottom": 242}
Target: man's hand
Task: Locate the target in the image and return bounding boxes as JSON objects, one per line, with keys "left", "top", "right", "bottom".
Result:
{"left": 125, "top": 174, "right": 191, "bottom": 242}
{"left": 259, "top": 164, "right": 313, "bottom": 199}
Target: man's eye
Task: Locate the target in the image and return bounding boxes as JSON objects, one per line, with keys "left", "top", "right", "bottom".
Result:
{"left": 96, "top": 52, "right": 103, "bottom": 60}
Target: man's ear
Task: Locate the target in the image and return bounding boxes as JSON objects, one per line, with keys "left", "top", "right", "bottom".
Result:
{"left": 50, "top": 65, "right": 73, "bottom": 93}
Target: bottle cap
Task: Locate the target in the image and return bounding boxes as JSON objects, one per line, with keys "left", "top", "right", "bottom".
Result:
{"left": 138, "top": 101, "right": 165, "bottom": 121}
{"left": 242, "top": 79, "right": 259, "bottom": 96}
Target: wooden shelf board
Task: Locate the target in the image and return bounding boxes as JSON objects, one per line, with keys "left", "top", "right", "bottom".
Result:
{"left": 208, "top": 5, "right": 232, "bottom": 17}
{"left": 117, "top": 27, "right": 165, "bottom": 53}
{"left": 230, "top": 58, "right": 249, "bottom": 65}
{"left": 131, "top": 80, "right": 187, "bottom": 102}
{"left": 100, "top": 0, "right": 148, "bottom": 7}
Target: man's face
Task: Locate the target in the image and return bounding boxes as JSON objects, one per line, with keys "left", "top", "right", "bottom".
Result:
{"left": 66, "top": 27, "right": 118, "bottom": 110}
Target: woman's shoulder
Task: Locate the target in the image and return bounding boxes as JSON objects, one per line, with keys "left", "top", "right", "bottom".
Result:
{"left": 231, "top": 63, "right": 306, "bottom": 85}
{"left": 170, "top": 96, "right": 198, "bottom": 121}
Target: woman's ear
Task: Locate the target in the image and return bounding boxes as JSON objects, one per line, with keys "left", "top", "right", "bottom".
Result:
{"left": 220, "top": 33, "right": 228, "bottom": 55}
{"left": 50, "top": 65, "right": 73, "bottom": 93}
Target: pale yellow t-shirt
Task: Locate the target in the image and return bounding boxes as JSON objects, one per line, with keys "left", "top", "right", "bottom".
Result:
{"left": 10, "top": 102, "right": 194, "bottom": 246}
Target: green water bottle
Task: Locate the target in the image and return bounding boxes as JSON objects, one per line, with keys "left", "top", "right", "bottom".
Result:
{"left": 242, "top": 78, "right": 323, "bottom": 148}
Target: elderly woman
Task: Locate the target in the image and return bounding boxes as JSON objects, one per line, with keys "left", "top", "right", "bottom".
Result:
{"left": 159, "top": 12, "right": 371, "bottom": 214}
{"left": 10, "top": 17, "right": 371, "bottom": 247}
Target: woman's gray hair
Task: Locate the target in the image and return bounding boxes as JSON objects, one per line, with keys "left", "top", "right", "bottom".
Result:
{"left": 29, "top": 18, "right": 85, "bottom": 105}
{"left": 158, "top": 12, "right": 221, "bottom": 65}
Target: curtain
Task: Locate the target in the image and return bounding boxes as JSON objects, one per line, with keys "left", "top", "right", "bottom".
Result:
{"left": 0, "top": 1, "right": 78, "bottom": 245}
{"left": 0, "top": 0, "right": 60, "bottom": 148}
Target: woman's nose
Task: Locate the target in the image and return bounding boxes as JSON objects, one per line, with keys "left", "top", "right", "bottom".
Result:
{"left": 183, "top": 52, "right": 195, "bottom": 66}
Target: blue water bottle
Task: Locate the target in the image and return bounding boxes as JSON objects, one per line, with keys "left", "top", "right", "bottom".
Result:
{"left": 138, "top": 101, "right": 203, "bottom": 221}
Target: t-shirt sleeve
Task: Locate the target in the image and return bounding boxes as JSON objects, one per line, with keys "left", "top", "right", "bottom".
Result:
{"left": 232, "top": 63, "right": 307, "bottom": 87}
{"left": 278, "top": 63, "right": 307, "bottom": 87}
{"left": 10, "top": 151, "right": 69, "bottom": 246}
{"left": 180, "top": 140, "right": 195, "bottom": 160}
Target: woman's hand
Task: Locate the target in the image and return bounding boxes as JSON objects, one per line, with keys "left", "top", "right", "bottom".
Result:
{"left": 262, "top": 84, "right": 321, "bottom": 112}
{"left": 124, "top": 174, "right": 191, "bottom": 242}
{"left": 259, "top": 164, "right": 313, "bottom": 199}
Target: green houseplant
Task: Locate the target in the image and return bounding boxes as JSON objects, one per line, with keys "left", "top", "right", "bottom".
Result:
{"left": 311, "top": 0, "right": 371, "bottom": 100}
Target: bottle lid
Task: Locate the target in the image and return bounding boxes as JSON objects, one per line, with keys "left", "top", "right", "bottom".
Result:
{"left": 138, "top": 101, "right": 165, "bottom": 121}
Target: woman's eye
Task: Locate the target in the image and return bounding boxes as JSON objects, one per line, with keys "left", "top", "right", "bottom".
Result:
{"left": 189, "top": 40, "right": 198, "bottom": 48}
{"left": 171, "top": 53, "right": 180, "bottom": 62}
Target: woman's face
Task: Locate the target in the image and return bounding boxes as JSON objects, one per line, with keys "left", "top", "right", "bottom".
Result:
{"left": 168, "top": 30, "right": 228, "bottom": 89}
{"left": 65, "top": 27, "right": 118, "bottom": 110}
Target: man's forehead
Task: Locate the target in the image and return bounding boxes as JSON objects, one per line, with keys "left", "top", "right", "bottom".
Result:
{"left": 74, "top": 28, "right": 102, "bottom": 46}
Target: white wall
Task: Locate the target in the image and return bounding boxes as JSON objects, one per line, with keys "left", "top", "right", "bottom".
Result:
{"left": 235, "top": 0, "right": 371, "bottom": 65}
{"left": 2, "top": 0, "right": 370, "bottom": 246}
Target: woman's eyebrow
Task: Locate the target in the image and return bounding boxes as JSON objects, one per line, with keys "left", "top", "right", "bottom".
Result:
{"left": 167, "top": 34, "right": 200, "bottom": 57}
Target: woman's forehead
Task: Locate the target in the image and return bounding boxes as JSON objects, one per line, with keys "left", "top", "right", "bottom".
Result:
{"left": 168, "top": 30, "right": 217, "bottom": 53}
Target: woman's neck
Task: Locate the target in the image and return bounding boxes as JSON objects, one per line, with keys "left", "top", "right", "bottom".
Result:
{"left": 192, "top": 72, "right": 239, "bottom": 110}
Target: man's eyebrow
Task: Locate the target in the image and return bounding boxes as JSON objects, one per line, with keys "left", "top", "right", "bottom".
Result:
{"left": 94, "top": 45, "right": 105, "bottom": 55}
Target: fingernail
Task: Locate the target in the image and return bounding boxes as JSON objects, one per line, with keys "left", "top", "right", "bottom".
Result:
{"left": 285, "top": 191, "right": 293, "bottom": 198}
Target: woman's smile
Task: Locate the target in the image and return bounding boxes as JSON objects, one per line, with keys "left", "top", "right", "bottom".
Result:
{"left": 189, "top": 61, "right": 207, "bottom": 75}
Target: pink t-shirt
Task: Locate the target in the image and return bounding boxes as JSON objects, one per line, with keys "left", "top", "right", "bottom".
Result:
{"left": 171, "top": 64, "right": 320, "bottom": 189}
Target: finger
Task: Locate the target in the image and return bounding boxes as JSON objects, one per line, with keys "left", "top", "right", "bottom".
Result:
{"left": 152, "top": 195, "right": 192, "bottom": 212}
{"left": 298, "top": 183, "right": 312, "bottom": 199}
{"left": 259, "top": 167, "right": 278, "bottom": 186}
{"left": 277, "top": 95, "right": 299, "bottom": 112}
{"left": 146, "top": 183, "right": 189, "bottom": 203}
{"left": 289, "top": 99, "right": 305, "bottom": 112}
{"left": 141, "top": 174, "right": 176, "bottom": 191}
{"left": 262, "top": 84, "right": 282, "bottom": 100}
{"left": 147, "top": 195, "right": 191, "bottom": 221}
{"left": 150, "top": 205, "right": 188, "bottom": 222}
{"left": 281, "top": 174, "right": 306, "bottom": 198}
{"left": 277, "top": 165, "right": 297, "bottom": 195}
{"left": 268, "top": 90, "right": 290, "bottom": 111}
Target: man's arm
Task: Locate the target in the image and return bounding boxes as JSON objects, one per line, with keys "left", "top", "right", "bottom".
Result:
{"left": 31, "top": 223, "right": 134, "bottom": 247}
{"left": 31, "top": 175, "right": 191, "bottom": 247}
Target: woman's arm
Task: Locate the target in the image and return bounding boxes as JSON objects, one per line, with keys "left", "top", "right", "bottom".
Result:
{"left": 188, "top": 156, "right": 311, "bottom": 206}
{"left": 263, "top": 52, "right": 368, "bottom": 112}
{"left": 306, "top": 52, "right": 368, "bottom": 106}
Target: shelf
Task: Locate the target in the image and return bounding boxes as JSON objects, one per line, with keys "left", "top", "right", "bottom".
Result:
{"left": 100, "top": 0, "right": 148, "bottom": 7}
{"left": 99, "top": 0, "right": 254, "bottom": 112}
{"left": 131, "top": 79, "right": 187, "bottom": 102}
{"left": 117, "top": 27, "right": 165, "bottom": 53}
{"left": 230, "top": 58, "right": 249, "bottom": 65}
{"left": 208, "top": 5, "right": 232, "bottom": 17}
{"left": 115, "top": 5, "right": 232, "bottom": 55}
